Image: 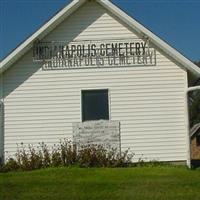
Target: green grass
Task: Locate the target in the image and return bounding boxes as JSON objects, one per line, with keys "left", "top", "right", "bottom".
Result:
{"left": 0, "top": 166, "right": 200, "bottom": 200}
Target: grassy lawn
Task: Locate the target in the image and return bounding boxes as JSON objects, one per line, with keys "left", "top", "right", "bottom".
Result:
{"left": 0, "top": 166, "right": 200, "bottom": 200}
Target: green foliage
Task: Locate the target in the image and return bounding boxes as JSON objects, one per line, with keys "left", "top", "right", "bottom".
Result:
{"left": 136, "top": 159, "right": 170, "bottom": 167}
{"left": 189, "top": 61, "right": 200, "bottom": 127}
{"left": 0, "top": 140, "right": 134, "bottom": 172}
{"left": 77, "top": 145, "right": 132, "bottom": 168}
{"left": 0, "top": 158, "right": 20, "bottom": 172}
{"left": 189, "top": 90, "right": 200, "bottom": 127}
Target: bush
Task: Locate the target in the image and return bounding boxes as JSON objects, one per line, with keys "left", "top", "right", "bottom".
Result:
{"left": 0, "top": 140, "right": 134, "bottom": 172}
{"left": 0, "top": 158, "right": 20, "bottom": 172}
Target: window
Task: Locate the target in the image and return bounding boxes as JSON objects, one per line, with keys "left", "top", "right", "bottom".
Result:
{"left": 82, "top": 90, "right": 109, "bottom": 121}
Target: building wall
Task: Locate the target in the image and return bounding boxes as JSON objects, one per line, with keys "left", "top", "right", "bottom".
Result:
{"left": 2, "top": 1, "right": 188, "bottom": 162}
{"left": 0, "top": 75, "right": 3, "bottom": 163}
{"left": 191, "top": 137, "right": 200, "bottom": 160}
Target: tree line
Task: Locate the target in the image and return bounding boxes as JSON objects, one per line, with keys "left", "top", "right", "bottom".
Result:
{"left": 189, "top": 61, "right": 200, "bottom": 127}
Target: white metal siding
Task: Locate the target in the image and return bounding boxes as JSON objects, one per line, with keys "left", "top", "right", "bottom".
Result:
{"left": 0, "top": 101, "right": 3, "bottom": 162}
{"left": 3, "top": 1, "right": 188, "bottom": 162}
{"left": 0, "top": 76, "right": 3, "bottom": 163}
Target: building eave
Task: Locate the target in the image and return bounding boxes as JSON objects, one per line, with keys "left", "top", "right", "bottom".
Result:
{"left": 0, "top": 0, "right": 200, "bottom": 78}
{"left": 190, "top": 123, "right": 200, "bottom": 138}
{"left": 97, "top": 0, "right": 200, "bottom": 77}
{"left": 0, "top": 0, "right": 86, "bottom": 73}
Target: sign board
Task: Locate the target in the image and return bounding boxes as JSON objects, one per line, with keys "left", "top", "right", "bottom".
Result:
{"left": 73, "top": 120, "right": 120, "bottom": 150}
{"left": 33, "top": 39, "right": 156, "bottom": 70}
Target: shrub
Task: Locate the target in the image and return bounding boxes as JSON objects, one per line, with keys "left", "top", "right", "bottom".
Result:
{"left": 0, "top": 158, "right": 20, "bottom": 172}
{"left": 0, "top": 140, "right": 134, "bottom": 172}
{"left": 41, "top": 143, "right": 51, "bottom": 168}
{"left": 78, "top": 145, "right": 133, "bottom": 168}
{"left": 60, "top": 140, "right": 77, "bottom": 166}
{"left": 51, "top": 146, "right": 62, "bottom": 167}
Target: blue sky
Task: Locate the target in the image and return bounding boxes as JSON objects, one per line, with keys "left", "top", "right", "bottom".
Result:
{"left": 0, "top": 0, "right": 200, "bottom": 62}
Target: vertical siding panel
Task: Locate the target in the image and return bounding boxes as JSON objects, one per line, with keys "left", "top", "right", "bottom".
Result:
{"left": 0, "top": 76, "right": 3, "bottom": 163}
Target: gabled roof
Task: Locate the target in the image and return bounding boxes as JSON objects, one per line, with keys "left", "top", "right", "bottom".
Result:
{"left": 1, "top": 0, "right": 200, "bottom": 77}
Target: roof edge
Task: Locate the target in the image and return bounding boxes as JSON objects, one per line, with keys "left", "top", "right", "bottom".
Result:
{"left": 1, "top": 0, "right": 200, "bottom": 77}
{"left": 190, "top": 123, "right": 200, "bottom": 137}
{"left": 97, "top": 0, "right": 200, "bottom": 77}
{"left": 0, "top": 0, "right": 86, "bottom": 72}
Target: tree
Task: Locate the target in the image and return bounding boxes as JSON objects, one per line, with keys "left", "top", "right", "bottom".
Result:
{"left": 189, "top": 91, "right": 200, "bottom": 127}
{"left": 189, "top": 61, "right": 200, "bottom": 127}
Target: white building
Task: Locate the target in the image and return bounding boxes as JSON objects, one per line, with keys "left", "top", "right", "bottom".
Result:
{"left": 0, "top": 0, "right": 200, "bottom": 166}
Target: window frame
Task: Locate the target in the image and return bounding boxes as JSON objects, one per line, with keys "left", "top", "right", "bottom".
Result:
{"left": 81, "top": 89, "right": 110, "bottom": 122}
